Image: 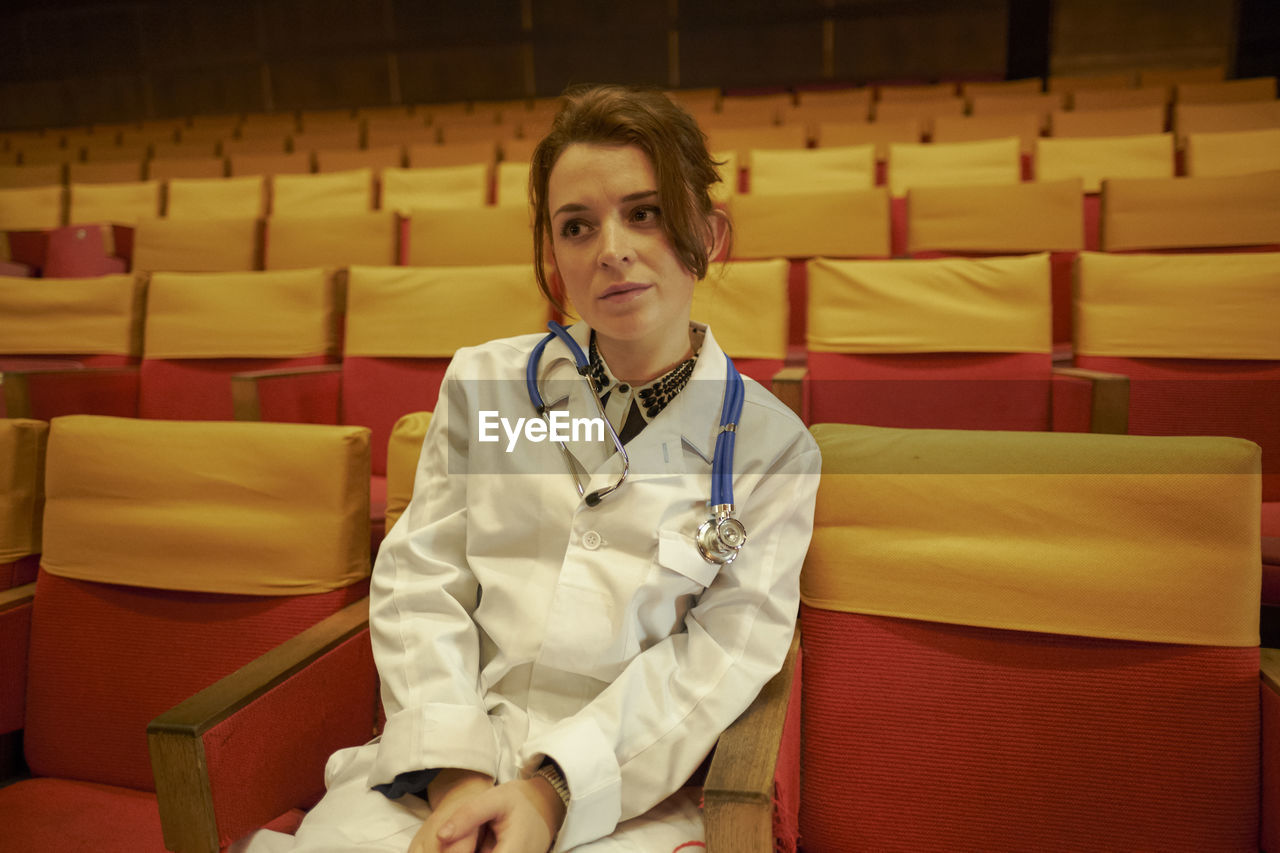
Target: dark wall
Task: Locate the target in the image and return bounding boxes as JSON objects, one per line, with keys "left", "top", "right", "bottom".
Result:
{"left": 0, "top": 0, "right": 1259, "bottom": 129}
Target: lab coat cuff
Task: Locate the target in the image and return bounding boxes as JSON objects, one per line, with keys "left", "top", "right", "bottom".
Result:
{"left": 369, "top": 703, "right": 498, "bottom": 787}
{"left": 523, "top": 719, "right": 622, "bottom": 851}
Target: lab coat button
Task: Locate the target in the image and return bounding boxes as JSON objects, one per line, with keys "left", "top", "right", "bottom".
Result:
{"left": 582, "top": 530, "right": 602, "bottom": 550}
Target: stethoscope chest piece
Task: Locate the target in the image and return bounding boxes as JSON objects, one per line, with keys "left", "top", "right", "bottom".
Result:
{"left": 696, "top": 504, "right": 747, "bottom": 565}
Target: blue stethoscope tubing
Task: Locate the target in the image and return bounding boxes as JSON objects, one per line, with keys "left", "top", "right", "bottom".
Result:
{"left": 526, "top": 321, "right": 748, "bottom": 564}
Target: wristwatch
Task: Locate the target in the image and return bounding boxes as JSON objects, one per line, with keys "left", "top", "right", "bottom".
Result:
{"left": 534, "top": 760, "right": 571, "bottom": 808}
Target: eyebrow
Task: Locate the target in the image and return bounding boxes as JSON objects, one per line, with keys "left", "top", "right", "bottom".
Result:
{"left": 553, "top": 190, "right": 658, "bottom": 218}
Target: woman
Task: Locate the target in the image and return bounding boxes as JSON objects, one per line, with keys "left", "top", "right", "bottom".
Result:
{"left": 239, "top": 84, "right": 820, "bottom": 853}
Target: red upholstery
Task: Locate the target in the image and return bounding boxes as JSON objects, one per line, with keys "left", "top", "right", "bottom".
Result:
{"left": 138, "top": 355, "right": 331, "bottom": 421}
{"left": 5, "top": 226, "right": 126, "bottom": 278}
{"left": 806, "top": 351, "right": 1052, "bottom": 430}
{"left": 340, "top": 356, "right": 448, "bottom": 476}
{"left": 203, "top": 629, "right": 376, "bottom": 848}
{"left": 1075, "top": 355, "right": 1280, "bottom": 531}
{"left": 1264, "top": 676, "right": 1280, "bottom": 853}
{"left": 0, "top": 595, "right": 32, "bottom": 735}
{"left": 798, "top": 606, "right": 1260, "bottom": 853}
{"left": 0, "top": 777, "right": 170, "bottom": 853}
{"left": 23, "top": 569, "right": 368, "bottom": 789}
{"left": 0, "top": 554, "right": 38, "bottom": 589}
{"left": 0, "top": 777, "right": 304, "bottom": 853}
{"left": 12, "top": 368, "right": 141, "bottom": 419}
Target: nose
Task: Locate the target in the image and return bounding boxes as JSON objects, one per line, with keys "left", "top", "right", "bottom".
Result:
{"left": 597, "top": 216, "right": 633, "bottom": 268}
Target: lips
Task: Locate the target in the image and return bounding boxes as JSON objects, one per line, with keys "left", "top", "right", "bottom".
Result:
{"left": 599, "top": 282, "right": 651, "bottom": 302}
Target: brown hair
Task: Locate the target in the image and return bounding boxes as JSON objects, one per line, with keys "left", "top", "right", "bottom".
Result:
{"left": 529, "top": 83, "right": 729, "bottom": 312}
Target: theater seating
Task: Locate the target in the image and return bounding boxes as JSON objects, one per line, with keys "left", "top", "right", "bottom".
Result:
{"left": 690, "top": 258, "right": 790, "bottom": 388}
{"left": 5, "top": 269, "right": 340, "bottom": 422}
{"left": 790, "top": 253, "right": 1126, "bottom": 432}
{"left": 0, "top": 415, "right": 375, "bottom": 853}
{"left": 705, "top": 422, "right": 1272, "bottom": 853}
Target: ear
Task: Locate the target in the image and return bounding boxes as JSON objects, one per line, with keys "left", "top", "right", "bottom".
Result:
{"left": 706, "top": 208, "right": 731, "bottom": 263}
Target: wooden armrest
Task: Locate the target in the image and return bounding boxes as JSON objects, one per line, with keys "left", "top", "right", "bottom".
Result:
{"left": 704, "top": 630, "right": 801, "bottom": 853}
{"left": 2, "top": 366, "right": 139, "bottom": 419}
{"left": 770, "top": 366, "right": 807, "bottom": 422}
{"left": 1264, "top": 648, "right": 1280, "bottom": 693}
{"left": 148, "top": 598, "right": 371, "bottom": 853}
{"left": 1051, "top": 366, "right": 1129, "bottom": 434}
{"left": 230, "top": 364, "right": 342, "bottom": 422}
{"left": 0, "top": 581, "right": 36, "bottom": 613}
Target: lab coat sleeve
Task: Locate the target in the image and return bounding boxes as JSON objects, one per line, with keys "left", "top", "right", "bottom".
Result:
{"left": 522, "top": 430, "right": 822, "bottom": 851}
{"left": 367, "top": 358, "right": 499, "bottom": 786}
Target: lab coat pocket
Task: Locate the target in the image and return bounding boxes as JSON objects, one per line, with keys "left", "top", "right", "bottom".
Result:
{"left": 656, "top": 528, "right": 721, "bottom": 590}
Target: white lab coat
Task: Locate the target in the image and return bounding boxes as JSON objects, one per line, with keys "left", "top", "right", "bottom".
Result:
{"left": 255, "top": 323, "right": 821, "bottom": 853}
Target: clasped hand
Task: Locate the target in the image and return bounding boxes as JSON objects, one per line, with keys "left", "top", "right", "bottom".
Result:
{"left": 407, "top": 768, "right": 567, "bottom": 853}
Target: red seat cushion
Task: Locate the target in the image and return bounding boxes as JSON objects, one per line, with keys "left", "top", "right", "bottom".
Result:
{"left": 0, "top": 777, "right": 305, "bottom": 853}
{"left": 0, "top": 777, "right": 169, "bottom": 853}
{"left": 24, "top": 570, "right": 367, "bottom": 790}
{"left": 798, "top": 606, "right": 1260, "bottom": 853}
{"left": 807, "top": 351, "right": 1052, "bottom": 430}
{"left": 341, "top": 357, "right": 448, "bottom": 476}
{"left": 1075, "top": 355, "right": 1280, "bottom": 505}
{"left": 139, "top": 356, "right": 331, "bottom": 421}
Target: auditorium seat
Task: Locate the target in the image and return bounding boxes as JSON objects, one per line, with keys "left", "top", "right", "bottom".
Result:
{"left": 1048, "top": 105, "right": 1167, "bottom": 138}
{"left": 0, "top": 418, "right": 47, "bottom": 589}
{"left": 314, "top": 145, "right": 405, "bottom": 175}
{"left": 494, "top": 160, "right": 531, "bottom": 207}
{"left": 1176, "top": 76, "right": 1277, "bottom": 105}
{"left": 146, "top": 155, "right": 227, "bottom": 181}
{"left": 690, "top": 258, "right": 789, "bottom": 389}
{"left": 730, "top": 186, "right": 891, "bottom": 347}
{"left": 1072, "top": 250, "right": 1280, "bottom": 536}
{"left": 1034, "top": 133, "right": 1175, "bottom": 249}
{"left": 383, "top": 411, "right": 431, "bottom": 534}
{"left": 906, "top": 179, "right": 1085, "bottom": 348}
{"left": 265, "top": 211, "right": 398, "bottom": 269}
{"left": 228, "top": 151, "right": 313, "bottom": 178}
{"left": 405, "top": 205, "right": 531, "bottom": 266}
{"left": 787, "top": 253, "right": 1125, "bottom": 431}
{"left": 746, "top": 145, "right": 875, "bottom": 195}
{"left": 877, "top": 83, "right": 955, "bottom": 101}
{"left": 704, "top": 125, "right": 808, "bottom": 164}
{"left": 271, "top": 168, "right": 375, "bottom": 216}
{"left": 702, "top": 422, "right": 1270, "bottom": 853}
{"left": 967, "top": 91, "right": 1064, "bottom": 131}
{"left": 814, "top": 118, "right": 923, "bottom": 182}
{"left": 872, "top": 97, "right": 965, "bottom": 137}
{"left": 167, "top": 174, "right": 266, "bottom": 219}
{"left": 1184, "top": 127, "right": 1280, "bottom": 177}
{"left": 1173, "top": 100, "right": 1280, "bottom": 143}
{"left": 232, "top": 263, "right": 548, "bottom": 543}
{"left": 1099, "top": 171, "right": 1280, "bottom": 252}
{"left": 0, "top": 271, "right": 143, "bottom": 381}
{"left": 67, "top": 160, "right": 144, "bottom": 185}
{"left": 132, "top": 218, "right": 262, "bottom": 273}
{"left": 931, "top": 113, "right": 1041, "bottom": 176}
{"left": 1139, "top": 65, "right": 1225, "bottom": 87}
{"left": 0, "top": 415, "right": 375, "bottom": 853}
{"left": 381, "top": 163, "right": 489, "bottom": 212}
{"left": 5, "top": 268, "right": 339, "bottom": 422}
{"left": 1070, "top": 86, "right": 1170, "bottom": 111}
{"left": 0, "top": 164, "right": 64, "bottom": 190}
{"left": 407, "top": 140, "right": 498, "bottom": 169}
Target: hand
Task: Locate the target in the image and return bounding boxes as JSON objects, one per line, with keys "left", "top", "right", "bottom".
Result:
{"left": 436, "top": 777, "right": 567, "bottom": 853}
{"left": 407, "top": 769, "right": 495, "bottom": 853}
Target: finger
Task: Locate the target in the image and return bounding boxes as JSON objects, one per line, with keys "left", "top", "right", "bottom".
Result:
{"left": 438, "top": 790, "right": 503, "bottom": 844}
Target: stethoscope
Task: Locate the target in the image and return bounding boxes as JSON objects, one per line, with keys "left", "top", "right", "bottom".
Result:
{"left": 525, "top": 322, "right": 748, "bottom": 566}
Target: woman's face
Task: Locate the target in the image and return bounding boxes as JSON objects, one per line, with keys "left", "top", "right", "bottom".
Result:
{"left": 547, "top": 143, "right": 700, "bottom": 365}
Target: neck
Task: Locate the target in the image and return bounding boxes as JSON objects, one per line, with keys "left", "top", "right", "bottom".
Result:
{"left": 596, "top": 330, "right": 693, "bottom": 385}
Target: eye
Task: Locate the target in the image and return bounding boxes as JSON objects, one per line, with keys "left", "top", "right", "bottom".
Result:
{"left": 559, "top": 219, "right": 590, "bottom": 239}
{"left": 631, "top": 205, "right": 661, "bottom": 224}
